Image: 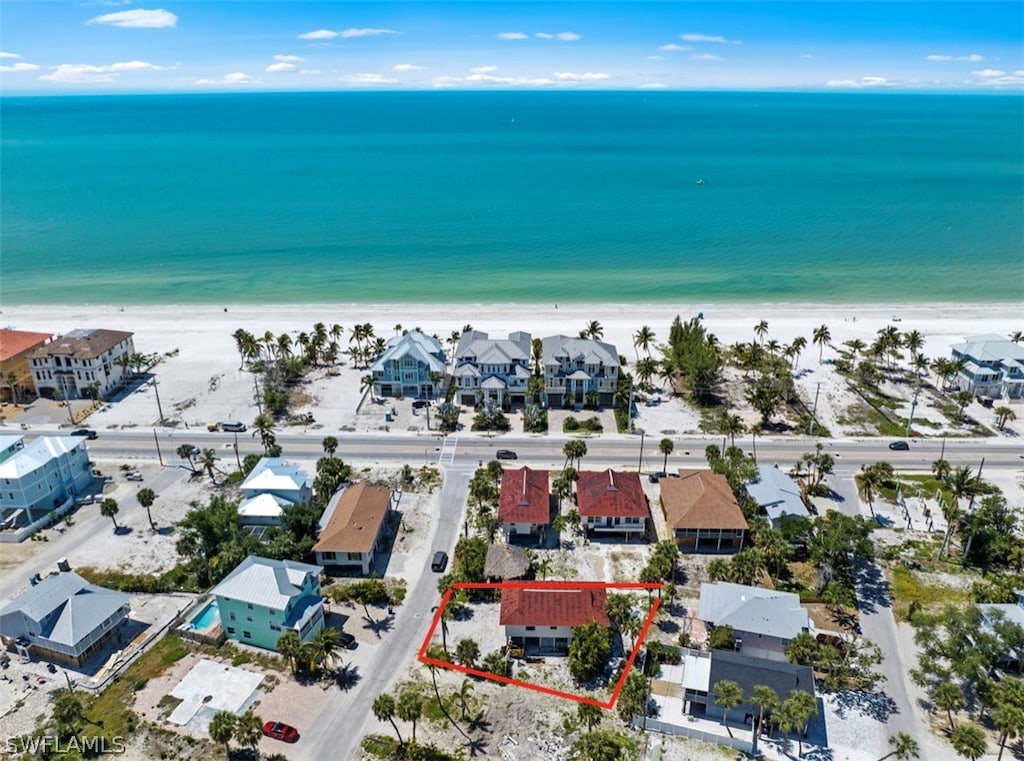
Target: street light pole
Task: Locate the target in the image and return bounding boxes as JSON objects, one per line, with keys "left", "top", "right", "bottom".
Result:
{"left": 637, "top": 431, "right": 645, "bottom": 472}
{"left": 152, "top": 378, "right": 165, "bottom": 424}
{"left": 905, "top": 383, "right": 921, "bottom": 438}
{"left": 153, "top": 429, "right": 164, "bottom": 466}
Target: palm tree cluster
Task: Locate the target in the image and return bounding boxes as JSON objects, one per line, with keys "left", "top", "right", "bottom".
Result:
{"left": 276, "top": 627, "right": 343, "bottom": 679}
{"left": 660, "top": 315, "right": 723, "bottom": 403}
{"left": 349, "top": 322, "right": 385, "bottom": 369}
{"left": 711, "top": 680, "right": 817, "bottom": 756}
{"left": 208, "top": 708, "right": 263, "bottom": 758}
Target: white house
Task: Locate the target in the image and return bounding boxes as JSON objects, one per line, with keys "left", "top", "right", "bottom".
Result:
{"left": 313, "top": 482, "right": 394, "bottom": 575}
{"left": 28, "top": 329, "right": 135, "bottom": 400}
{"left": 452, "top": 331, "right": 533, "bottom": 407}
{"left": 0, "top": 572, "right": 130, "bottom": 667}
{"left": 541, "top": 335, "right": 619, "bottom": 408}
{"left": 577, "top": 469, "right": 649, "bottom": 540}
{"left": 500, "top": 587, "right": 610, "bottom": 652}
{"left": 697, "top": 582, "right": 811, "bottom": 661}
{"left": 238, "top": 458, "right": 311, "bottom": 525}
{"left": 951, "top": 334, "right": 1024, "bottom": 399}
{"left": 746, "top": 465, "right": 809, "bottom": 527}
{"left": 0, "top": 436, "right": 92, "bottom": 526}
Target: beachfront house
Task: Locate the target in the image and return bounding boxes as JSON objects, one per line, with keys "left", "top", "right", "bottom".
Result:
{"left": 211, "top": 555, "right": 324, "bottom": 652}
{"left": 697, "top": 582, "right": 811, "bottom": 661}
{"left": 680, "top": 649, "right": 816, "bottom": 725}
{"left": 452, "top": 331, "right": 533, "bottom": 407}
{"left": 541, "top": 335, "right": 619, "bottom": 408}
{"left": 660, "top": 470, "right": 748, "bottom": 553}
{"left": 237, "top": 457, "right": 311, "bottom": 525}
{"left": 371, "top": 331, "right": 447, "bottom": 399}
{"left": 0, "top": 572, "right": 131, "bottom": 667}
{"left": 0, "top": 330, "right": 54, "bottom": 403}
{"left": 0, "top": 436, "right": 92, "bottom": 529}
{"left": 498, "top": 467, "right": 552, "bottom": 542}
{"left": 951, "top": 334, "right": 1024, "bottom": 400}
{"left": 500, "top": 587, "right": 610, "bottom": 652}
{"left": 28, "top": 329, "right": 135, "bottom": 401}
{"left": 576, "top": 469, "right": 649, "bottom": 540}
{"left": 746, "top": 465, "right": 809, "bottom": 528}
{"left": 313, "top": 482, "right": 394, "bottom": 575}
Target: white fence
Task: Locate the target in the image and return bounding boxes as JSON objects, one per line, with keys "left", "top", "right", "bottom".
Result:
{"left": 631, "top": 717, "right": 754, "bottom": 754}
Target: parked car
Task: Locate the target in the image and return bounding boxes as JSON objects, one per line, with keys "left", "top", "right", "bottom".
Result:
{"left": 648, "top": 472, "right": 667, "bottom": 483}
{"left": 888, "top": 441, "right": 910, "bottom": 451}
{"left": 126, "top": 472, "right": 144, "bottom": 481}
{"left": 495, "top": 449, "right": 518, "bottom": 460}
{"left": 71, "top": 429, "right": 98, "bottom": 440}
{"left": 431, "top": 551, "right": 449, "bottom": 572}
{"left": 219, "top": 421, "right": 246, "bottom": 432}
{"left": 339, "top": 632, "right": 357, "bottom": 649}
{"left": 262, "top": 722, "right": 299, "bottom": 743}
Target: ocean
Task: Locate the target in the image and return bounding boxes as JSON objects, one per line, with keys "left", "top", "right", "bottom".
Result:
{"left": 1, "top": 91, "right": 1021, "bottom": 305}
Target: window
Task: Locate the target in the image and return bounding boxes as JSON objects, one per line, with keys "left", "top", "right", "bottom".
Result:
{"left": 270, "top": 623, "right": 281, "bottom": 632}
{"left": 247, "top": 603, "right": 253, "bottom": 610}
{"left": 347, "top": 552, "right": 362, "bottom": 561}
{"left": 525, "top": 626, "right": 536, "bottom": 631}
{"left": 229, "top": 611, "right": 236, "bottom": 621}
{"left": 227, "top": 626, "right": 236, "bottom": 634}
{"left": 550, "top": 626, "right": 558, "bottom": 630}
{"left": 242, "top": 631, "right": 252, "bottom": 639}
{"left": 323, "top": 551, "right": 336, "bottom": 560}
{"left": 246, "top": 616, "right": 253, "bottom": 622}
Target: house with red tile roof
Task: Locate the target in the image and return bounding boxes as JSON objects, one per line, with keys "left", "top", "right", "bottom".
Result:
{"left": 500, "top": 587, "right": 610, "bottom": 651}
{"left": 576, "top": 469, "right": 649, "bottom": 540}
{"left": 498, "top": 467, "right": 551, "bottom": 541}
{"left": 0, "top": 330, "right": 54, "bottom": 403}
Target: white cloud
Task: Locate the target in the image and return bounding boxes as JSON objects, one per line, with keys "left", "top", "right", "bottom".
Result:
{"left": 639, "top": 83, "right": 667, "bottom": 89}
{"left": 553, "top": 71, "right": 611, "bottom": 81}
{"left": 465, "top": 73, "right": 554, "bottom": 86}
{"left": 299, "top": 69, "right": 321, "bottom": 75}
{"left": 497, "top": 32, "right": 527, "bottom": 40}
{"left": 825, "top": 76, "right": 898, "bottom": 89}
{"left": 1, "top": 62, "right": 39, "bottom": 73}
{"left": 299, "top": 29, "right": 338, "bottom": 40}
{"left": 800, "top": 54, "right": 815, "bottom": 59}
{"left": 40, "top": 60, "right": 167, "bottom": 82}
{"left": 680, "top": 33, "right": 742, "bottom": 44}
{"left": 970, "top": 68, "right": 1006, "bottom": 78}
{"left": 658, "top": 44, "right": 689, "bottom": 52}
{"left": 536, "top": 31, "right": 580, "bottom": 41}
{"left": 87, "top": 9, "right": 177, "bottom": 28}
{"left": 340, "top": 72, "right": 399, "bottom": 84}
{"left": 965, "top": 69, "right": 1024, "bottom": 87}
{"left": 265, "top": 62, "right": 297, "bottom": 73}
{"left": 274, "top": 55, "right": 303, "bottom": 63}
{"left": 0, "top": 51, "right": 22, "bottom": 59}
{"left": 470, "top": 65, "right": 497, "bottom": 74}
{"left": 691, "top": 54, "right": 722, "bottom": 61}
{"left": 393, "top": 64, "right": 426, "bottom": 72}
{"left": 926, "top": 53, "right": 984, "bottom": 62}
{"left": 341, "top": 28, "right": 398, "bottom": 38}
{"left": 195, "top": 72, "right": 259, "bottom": 85}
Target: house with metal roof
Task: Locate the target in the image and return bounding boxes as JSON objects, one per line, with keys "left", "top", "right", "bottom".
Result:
{"left": 498, "top": 467, "right": 551, "bottom": 541}
{"left": 371, "top": 330, "right": 447, "bottom": 399}
{"left": 977, "top": 589, "right": 1024, "bottom": 667}
{"left": 660, "top": 470, "right": 748, "bottom": 553}
{"left": 28, "top": 328, "right": 135, "bottom": 400}
{"left": 452, "top": 331, "right": 533, "bottom": 407}
{"left": 746, "top": 465, "right": 809, "bottom": 528}
{"left": 237, "top": 458, "right": 311, "bottom": 525}
{"left": 541, "top": 335, "right": 619, "bottom": 408}
{"left": 0, "top": 436, "right": 92, "bottom": 528}
{"left": 211, "top": 556, "right": 324, "bottom": 651}
{"left": 0, "top": 571, "right": 130, "bottom": 667}
{"left": 577, "top": 469, "right": 649, "bottom": 540}
{"left": 698, "top": 582, "right": 811, "bottom": 661}
{"left": 500, "top": 587, "right": 610, "bottom": 652}
{"left": 313, "top": 482, "right": 394, "bottom": 575}
{"left": 951, "top": 334, "right": 1024, "bottom": 399}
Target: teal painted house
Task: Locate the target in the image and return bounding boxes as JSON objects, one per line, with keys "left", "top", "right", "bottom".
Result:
{"left": 211, "top": 556, "right": 324, "bottom": 652}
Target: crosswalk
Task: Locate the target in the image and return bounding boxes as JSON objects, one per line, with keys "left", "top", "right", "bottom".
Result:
{"left": 438, "top": 435, "right": 458, "bottom": 465}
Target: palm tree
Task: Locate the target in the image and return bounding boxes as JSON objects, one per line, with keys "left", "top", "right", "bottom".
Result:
{"left": 635, "top": 357, "right": 657, "bottom": 387}
{"left": 878, "top": 732, "right": 920, "bottom": 761}
{"left": 276, "top": 630, "right": 304, "bottom": 677}
{"left": 789, "top": 335, "right": 808, "bottom": 369}
{"left": 858, "top": 463, "right": 885, "bottom": 517}
{"left": 713, "top": 680, "right": 744, "bottom": 737}
{"left": 252, "top": 414, "right": 275, "bottom": 454}
{"left": 933, "top": 682, "right": 965, "bottom": 731}
{"left": 941, "top": 466, "right": 976, "bottom": 557}
{"left": 373, "top": 693, "right": 404, "bottom": 747}
{"left": 1010, "top": 330, "right": 1024, "bottom": 344}
{"left": 100, "top": 498, "right": 120, "bottom": 530}
{"left": 932, "top": 458, "right": 952, "bottom": 481}
{"left": 137, "top": 487, "right": 157, "bottom": 531}
{"left": 577, "top": 702, "right": 602, "bottom": 732}
{"left": 994, "top": 406, "right": 1016, "bottom": 430}
{"left": 950, "top": 724, "right": 987, "bottom": 761}
{"left": 456, "top": 678, "right": 475, "bottom": 721}
{"left": 562, "top": 439, "right": 587, "bottom": 470}
{"left": 360, "top": 374, "right": 375, "bottom": 402}
{"left": 308, "top": 626, "right": 341, "bottom": 673}
{"left": 750, "top": 684, "right": 778, "bottom": 756}
{"left": 633, "top": 325, "right": 656, "bottom": 359}
{"left": 783, "top": 689, "right": 818, "bottom": 758}
{"left": 658, "top": 437, "right": 674, "bottom": 473}
{"left": 754, "top": 320, "right": 769, "bottom": 345}
{"left": 953, "top": 390, "right": 975, "bottom": 420}
{"left": 199, "top": 448, "right": 219, "bottom": 483}
{"left": 582, "top": 320, "right": 604, "bottom": 340}
{"left": 5, "top": 372, "right": 20, "bottom": 405}
{"left": 992, "top": 702, "right": 1024, "bottom": 761}
{"left": 176, "top": 443, "right": 200, "bottom": 475}
{"left": 234, "top": 709, "right": 263, "bottom": 756}
{"left": 431, "top": 603, "right": 455, "bottom": 656}
{"left": 813, "top": 324, "right": 831, "bottom": 363}
{"left": 765, "top": 338, "right": 781, "bottom": 358}
{"left": 455, "top": 637, "right": 480, "bottom": 668}
{"left": 721, "top": 414, "right": 745, "bottom": 448}
{"left": 52, "top": 689, "right": 85, "bottom": 732}
{"left": 396, "top": 689, "right": 423, "bottom": 743}
{"left": 322, "top": 436, "right": 338, "bottom": 458}
{"left": 208, "top": 710, "right": 236, "bottom": 757}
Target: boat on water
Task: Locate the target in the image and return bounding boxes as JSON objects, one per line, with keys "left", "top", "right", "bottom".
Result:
{"left": 695, "top": 178, "right": 707, "bottom": 185}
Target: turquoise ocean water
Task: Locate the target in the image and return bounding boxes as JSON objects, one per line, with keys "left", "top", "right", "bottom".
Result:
{"left": 1, "top": 91, "right": 1021, "bottom": 305}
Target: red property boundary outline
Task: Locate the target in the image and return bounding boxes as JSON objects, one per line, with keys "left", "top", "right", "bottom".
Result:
{"left": 418, "top": 581, "right": 662, "bottom": 709}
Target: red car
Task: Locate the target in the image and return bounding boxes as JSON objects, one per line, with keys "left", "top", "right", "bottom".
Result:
{"left": 262, "top": 721, "right": 299, "bottom": 743}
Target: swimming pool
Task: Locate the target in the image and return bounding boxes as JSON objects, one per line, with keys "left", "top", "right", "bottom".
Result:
{"left": 189, "top": 600, "right": 220, "bottom": 630}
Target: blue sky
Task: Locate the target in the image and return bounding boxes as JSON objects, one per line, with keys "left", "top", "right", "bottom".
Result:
{"left": 1, "top": 1, "right": 1022, "bottom": 93}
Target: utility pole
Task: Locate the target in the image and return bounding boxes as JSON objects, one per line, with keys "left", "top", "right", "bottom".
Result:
{"left": 637, "top": 431, "right": 645, "bottom": 472}
{"left": 153, "top": 428, "right": 164, "bottom": 466}
{"left": 966, "top": 457, "right": 985, "bottom": 513}
{"left": 939, "top": 437, "right": 946, "bottom": 462}
{"left": 253, "top": 375, "right": 263, "bottom": 416}
{"left": 905, "top": 383, "right": 921, "bottom": 438}
{"left": 808, "top": 382, "right": 822, "bottom": 436}
{"left": 59, "top": 375, "right": 75, "bottom": 426}
{"left": 152, "top": 378, "right": 165, "bottom": 424}
{"left": 233, "top": 431, "right": 241, "bottom": 470}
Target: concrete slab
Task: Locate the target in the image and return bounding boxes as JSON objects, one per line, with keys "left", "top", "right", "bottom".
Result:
{"left": 167, "top": 659, "right": 263, "bottom": 732}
